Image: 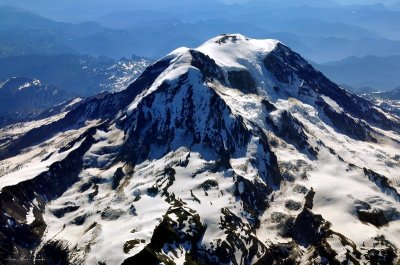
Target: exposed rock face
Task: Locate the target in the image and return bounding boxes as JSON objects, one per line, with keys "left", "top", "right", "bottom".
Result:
{"left": 228, "top": 70, "right": 257, "bottom": 94}
{"left": 0, "top": 34, "right": 400, "bottom": 264}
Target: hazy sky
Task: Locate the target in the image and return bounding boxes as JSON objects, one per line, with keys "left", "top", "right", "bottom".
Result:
{"left": 335, "top": 0, "right": 398, "bottom": 4}
{"left": 221, "top": 0, "right": 398, "bottom": 4}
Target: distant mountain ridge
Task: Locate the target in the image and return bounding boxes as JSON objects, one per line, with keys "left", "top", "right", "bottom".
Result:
{"left": 359, "top": 87, "right": 400, "bottom": 118}
{"left": 0, "top": 54, "right": 150, "bottom": 96}
{"left": 314, "top": 55, "right": 400, "bottom": 91}
{"left": 0, "top": 77, "right": 72, "bottom": 126}
{"left": 2, "top": 5, "right": 400, "bottom": 62}
{"left": 0, "top": 53, "right": 150, "bottom": 128}
{"left": 364, "top": 87, "right": 400, "bottom": 100}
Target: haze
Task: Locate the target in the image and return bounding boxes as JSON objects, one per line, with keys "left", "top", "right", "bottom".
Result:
{"left": 1, "top": 0, "right": 400, "bottom": 91}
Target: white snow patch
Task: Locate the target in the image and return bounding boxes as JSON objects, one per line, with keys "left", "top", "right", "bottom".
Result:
{"left": 321, "top": 95, "right": 344, "bottom": 113}
{"left": 0, "top": 138, "right": 85, "bottom": 191}
{"left": 197, "top": 34, "right": 279, "bottom": 70}
{"left": 26, "top": 206, "right": 35, "bottom": 224}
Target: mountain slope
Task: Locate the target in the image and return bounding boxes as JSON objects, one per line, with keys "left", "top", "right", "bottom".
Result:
{"left": 0, "top": 34, "right": 400, "bottom": 264}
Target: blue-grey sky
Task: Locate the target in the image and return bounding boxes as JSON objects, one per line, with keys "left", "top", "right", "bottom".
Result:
{"left": 221, "top": 0, "right": 398, "bottom": 5}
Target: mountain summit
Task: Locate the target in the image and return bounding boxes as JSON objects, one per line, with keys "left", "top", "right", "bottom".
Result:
{"left": 1, "top": 34, "right": 400, "bottom": 264}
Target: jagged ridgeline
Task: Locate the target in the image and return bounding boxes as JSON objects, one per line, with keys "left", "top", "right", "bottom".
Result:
{"left": 1, "top": 34, "right": 400, "bottom": 264}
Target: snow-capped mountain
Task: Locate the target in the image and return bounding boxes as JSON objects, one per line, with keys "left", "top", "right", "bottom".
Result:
{"left": 0, "top": 77, "right": 73, "bottom": 127}
{"left": 0, "top": 55, "right": 151, "bottom": 96}
{"left": 0, "top": 56, "right": 150, "bottom": 128}
{"left": 1, "top": 34, "right": 400, "bottom": 264}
